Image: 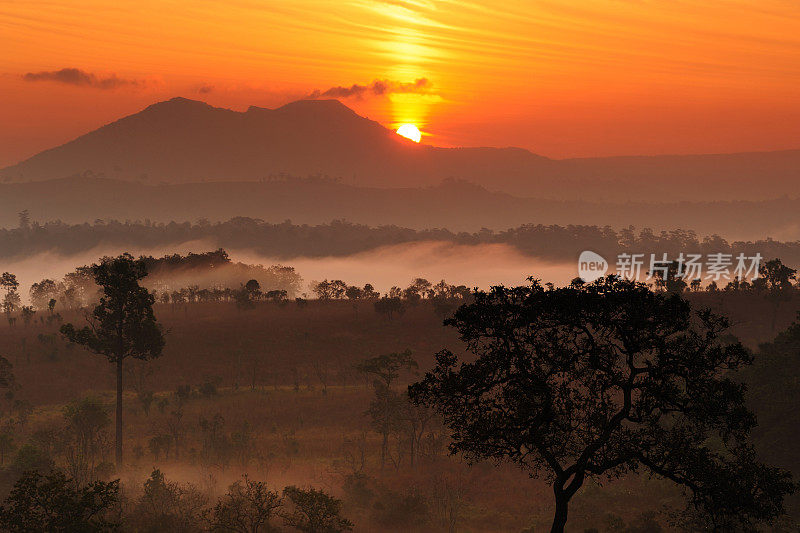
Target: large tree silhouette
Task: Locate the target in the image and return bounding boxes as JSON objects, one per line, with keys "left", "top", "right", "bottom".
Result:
{"left": 409, "top": 276, "right": 795, "bottom": 532}
{"left": 357, "top": 350, "right": 417, "bottom": 469}
{"left": 61, "top": 253, "right": 165, "bottom": 466}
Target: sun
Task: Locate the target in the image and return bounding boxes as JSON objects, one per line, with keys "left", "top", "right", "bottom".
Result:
{"left": 396, "top": 123, "right": 422, "bottom": 143}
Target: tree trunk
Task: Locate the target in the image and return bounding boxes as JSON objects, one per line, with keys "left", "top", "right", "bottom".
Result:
{"left": 116, "top": 356, "right": 123, "bottom": 467}
{"left": 409, "top": 430, "right": 415, "bottom": 469}
{"left": 550, "top": 492, "right": 569, "bottom": 533}
{"left": 381, "top": 431, "right": 387, "bottom": 469}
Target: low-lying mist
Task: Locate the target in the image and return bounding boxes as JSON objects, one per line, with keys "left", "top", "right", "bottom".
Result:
{"left": 236, "top": 241, "right": 576, "bottom": 295}
{"left": 2, "top": 241, "right": 578, "bottom": 301}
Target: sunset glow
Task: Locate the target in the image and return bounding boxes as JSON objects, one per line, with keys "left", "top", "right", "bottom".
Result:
{"left": 1, "top": 2, "right": 800, "bottom": 528}
{"left": 2, "top": 1, "right": 800, "bottom": 167}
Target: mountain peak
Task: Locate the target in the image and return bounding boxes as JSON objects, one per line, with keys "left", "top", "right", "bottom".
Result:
{"left": 273, "top": 99, "right": 359, "bottom": 118}
{"left": 0, "top": 96, "right": 562, "bottom": 193}
{"left": 143, "top": 96, "right": 215, "bottom": 112}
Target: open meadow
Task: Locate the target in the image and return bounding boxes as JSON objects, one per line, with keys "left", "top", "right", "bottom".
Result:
{"left": 0, "top": 291, "right": 798, "bottom": 531}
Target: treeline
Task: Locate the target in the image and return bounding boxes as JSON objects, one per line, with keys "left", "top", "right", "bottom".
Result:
{"left": 142, "top": 248, "right": 303, "bottom": 297}
{"left": 3, "top": 217, "right": 800, "bottom": 264}
{"left": 4, "top": 251, "right": 800, "bottom": 328}
{"left": 1, "top": 249, "right": 302, "bottom": 317}
{"left": 1, "top": 251, "right": 473, "bottom": 325}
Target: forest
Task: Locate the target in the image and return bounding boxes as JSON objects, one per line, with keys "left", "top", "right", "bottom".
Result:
{"left": 0, "top": 251, "right": 798, "bottom": 531}
{"left": 3, "top": 216, "right": 800, "bottom": 265}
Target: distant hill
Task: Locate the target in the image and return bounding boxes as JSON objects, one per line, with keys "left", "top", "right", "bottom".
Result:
{"left": 2, "top": 97, "right": 798, "bottom": 202}
{"left": 1, "top": 176, "right": 798, "bottom": 240}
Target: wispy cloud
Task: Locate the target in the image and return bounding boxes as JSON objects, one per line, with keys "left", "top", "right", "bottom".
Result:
{"left": 22, "top": 68, "right": 140, "bottom": 90}
{"left": 309, "top": 78, "right": 433, "bottom": 99}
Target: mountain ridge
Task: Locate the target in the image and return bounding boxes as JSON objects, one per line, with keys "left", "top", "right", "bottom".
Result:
{"left": 1, "top": 175, "right": 798, "bottom": 241}
{"left": 1, "top": 97, "right": 798, "bottom": 202}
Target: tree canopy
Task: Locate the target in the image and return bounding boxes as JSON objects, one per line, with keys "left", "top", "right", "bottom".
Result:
{"left": 60, "top": 253, "right": 165, "bottom": 363}
{"left": 410, "top": 275, "right": 796, "bottom": 532}
{"left": 61, "top": 253, "right": 165, "bottom": 466}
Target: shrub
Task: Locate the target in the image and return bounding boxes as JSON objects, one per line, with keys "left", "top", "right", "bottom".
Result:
{"left": 134, "top": 468, "right": 207, "bottom": 532}
{"left": 0, "top": 470, "right": 120, "bottom": 532}
{"left": 282, "top": 486, "right": 353, "bottom": 532}
{"left": 206, "top": 475, "right": 282, "bottom": 532}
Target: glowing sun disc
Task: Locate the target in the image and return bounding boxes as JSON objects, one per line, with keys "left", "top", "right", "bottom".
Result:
{"left": 396, "top": 123, "right": 421, "bottom": 143}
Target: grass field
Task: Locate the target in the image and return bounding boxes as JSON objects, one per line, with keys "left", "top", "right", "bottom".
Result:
{"left": 0, "top": 293, "right": 798, "bottom": 531}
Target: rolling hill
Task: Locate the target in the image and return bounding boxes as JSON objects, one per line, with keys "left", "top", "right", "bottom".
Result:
{"left": 2, "top": 97, "right": 798, "bottom": 203}
{"left": 1, "top": 176, "right": 798, "bottom": 240}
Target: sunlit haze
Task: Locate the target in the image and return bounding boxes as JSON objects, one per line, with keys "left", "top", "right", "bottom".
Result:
{"left": 2, "top": 1, "right": 800, "bottom": 166}
{"left": 1, "top": 2, "right": 800, "bottom": 531}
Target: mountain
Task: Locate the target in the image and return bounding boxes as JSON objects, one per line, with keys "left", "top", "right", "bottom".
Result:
{"left": 1, "top": 97, "right": 799, "bottom": 202}
{"left": 1, "top": 176, "right": 798, "bottom": 241}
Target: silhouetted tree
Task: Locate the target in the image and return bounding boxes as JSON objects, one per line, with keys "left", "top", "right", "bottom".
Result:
{"left": 357, "top": 350, "right": 417, "bottom": 387}
{"left": 60, "top": 253, "right": 165, "bottom": 466}
{"left": 365, "top": 386, "right": 404, "bottom": 470}
{"left": 311, "top": 279, "right": 347, "bottom": 300}
{"left": 650, "top": 260, "right": 687, "bottom": 294}
{"left": 0, "top": 470, "right": 120, "bottom": 532}
{"left": 282, "top": 486, "right": 353, "bottom": 532}
{"left": 63, "top": 397, "right": 111, "bottom": 486}
{"left": 1, "top": 272, "right": 20, "bottom": 320}
{"left": 30, "top": 279, "right": 59, "bottom": 310}
{"left": 373, "top": 297, "right": 405, "bottom": 320}
{"left": 135, "top": 468, "right": 207, "bottom": 532}
{"left": 344, "top": 286, "right": 362, "bottom": 300}
{"left": 0, "top": 272, "right": 19, "bottom": 295}
{"left": 362, "top": 283, "right": 379, "bottom": 300}
{"left": 2, "top": 292, "right": 21, "bottom": 321}
{"left": 758, "top": 258, "right": 798, "bottom": 332}
{"left": 410, "top": 276, "right": 795, "bottom": 532}
{"left": 758, "top": 258, "right": 797, "bottom": 291}
{"left": 357, "top": 350, "right": 417, "bottom": 468}
{"left": 235, "top": 285, "right": 257, "bottom": 310}
{"left": 406, "top": 278, "right": 432, "bottom": 301}
{"left": 265, "top": 289, "right": 287, "bottom": 302}
{"left": 206, "top": 475, "right": 283, "bottom": 532}
{"left": 245, "top": 279, "right": 262, "bottom": 298}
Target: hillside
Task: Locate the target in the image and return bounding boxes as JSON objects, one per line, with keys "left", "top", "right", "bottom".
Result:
{"left": 1, "top": 176, "right": 799, "bottom": 240}
{"left": 2, "top": 98, "right": 798, "bottom": 202}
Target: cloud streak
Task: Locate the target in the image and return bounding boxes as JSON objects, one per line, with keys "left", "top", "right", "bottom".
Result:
{"left": 22, "top": 68, "right": 139, "bottom": 90}
{"left": 309, "top": 77, "right": 433, "bottom": 99}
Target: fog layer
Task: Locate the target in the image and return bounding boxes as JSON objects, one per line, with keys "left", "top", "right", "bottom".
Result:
{"left": 1, "top": 241, "right": 577, "bottom": 301}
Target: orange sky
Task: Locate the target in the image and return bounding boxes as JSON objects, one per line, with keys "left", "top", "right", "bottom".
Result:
{"left": 2, "top": 0, "right": 800, "bottom": 166}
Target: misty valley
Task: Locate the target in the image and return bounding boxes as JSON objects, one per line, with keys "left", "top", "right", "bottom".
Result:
{"left": 1, "top": 232, "right": 800, "bottom": 531}
{"left": 4, "top": 5, "right": 800, "bottom": 529}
